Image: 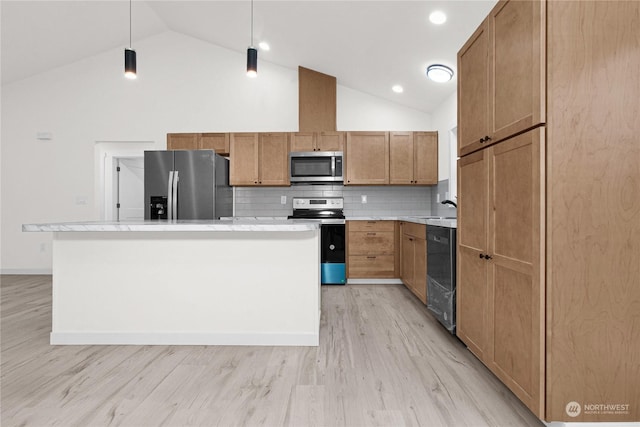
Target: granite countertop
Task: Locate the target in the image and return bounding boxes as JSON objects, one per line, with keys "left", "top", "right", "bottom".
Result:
{"left": 347, "top": 216, "right": 457, "bottom": 229}
{"left": 22, "top": 219, "right": 320, "bottom": 232}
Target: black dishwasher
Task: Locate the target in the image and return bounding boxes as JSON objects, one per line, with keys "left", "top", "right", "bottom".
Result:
{"left": 426, "top": 225, "right": 457, "bottom": 333}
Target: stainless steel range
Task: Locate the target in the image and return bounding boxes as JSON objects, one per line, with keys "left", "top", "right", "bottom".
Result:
{"left": 289, "top": 198, "right": 346, "bottom": 285}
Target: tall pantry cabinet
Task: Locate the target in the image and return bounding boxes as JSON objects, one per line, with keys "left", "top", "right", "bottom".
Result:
{"left": 457, "top": 0, "right": 639, "bottom": 423}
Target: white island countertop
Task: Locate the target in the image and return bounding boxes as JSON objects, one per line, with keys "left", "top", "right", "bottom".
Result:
{"left": 22, "top": 219, "right": 319, "bottom": 232}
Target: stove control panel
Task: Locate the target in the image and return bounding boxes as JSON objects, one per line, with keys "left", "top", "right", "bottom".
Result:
{"left": 292, "top": 197, "right": 344, "bottom": 210}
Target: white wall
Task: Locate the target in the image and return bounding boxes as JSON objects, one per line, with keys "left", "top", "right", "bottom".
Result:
{"left": 337, "top": 85, "right": 432, "bottom": 131}
{"left": 429, "top": 91, "right": 457, "bottom": 181}
{"left": 1, "top": 30, "right": 432, "bottom": 272}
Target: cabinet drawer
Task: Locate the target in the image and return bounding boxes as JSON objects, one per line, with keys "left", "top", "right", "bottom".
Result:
{"left": 348, "top": 231, "right": 394, "bottom": 255}
{"left": 348, "top": 255, "right": 395, "bottom": 278}
{"left": 402, "top": 222, "right": 426, "bottom": 238}
{"left": 348, "top": 220, "right": 395, "bottom": 232}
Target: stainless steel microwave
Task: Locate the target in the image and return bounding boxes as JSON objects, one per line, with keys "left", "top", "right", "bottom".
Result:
{"left": 289, "top": 151, "right": 343, "bottom": 183}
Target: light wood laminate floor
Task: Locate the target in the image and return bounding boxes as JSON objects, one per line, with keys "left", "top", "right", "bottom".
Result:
{"left": 1, "top": 275, "right": 543, "bottom": 427}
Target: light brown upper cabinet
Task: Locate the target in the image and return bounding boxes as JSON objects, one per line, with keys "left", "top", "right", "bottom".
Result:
{"left": 229, "top": 133, "right": 259, "bottom": 186}
{"left": 457, "top": 127, "right": 544, "bottom": 417}
{"left": 345, "top": 132, "right": 389, "bottom": 185}
{"left": 230, "top": 132, "right": 290, "bottom": 186}
{"left": 200, "top": 133, "right": 230, "bottom": 155}
{"left": 167, "top": 133, "right": 199, "bottom": 151}
{"left": 317, "top": 131, "right": 344, "bottom": 152}
{"left": 259, "top": 133, "right": 290, "bottom": 186}
{"left": 290, "top": 131, "right": 345, "bottom": 152}
{"left": 290, "top": 132, "right": 316, "bottom": 152}
{"left": 167, "top": 133, "right": 230, "bottom": 155}
{"left": 389, "top": 131, "right": 438, "bottom": 185}
{"left": 458, "top": 0, "right": 545, "bottom": 157}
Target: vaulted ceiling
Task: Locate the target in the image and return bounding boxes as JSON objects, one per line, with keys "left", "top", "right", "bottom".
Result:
{"left": 1, "top": 1, "right": 496, "bottom": 113}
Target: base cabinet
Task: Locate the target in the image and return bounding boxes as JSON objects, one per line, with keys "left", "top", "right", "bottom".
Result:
{"left": 399, "top": 222, "right": 427, "bottom": 304}
{"left": 457, "top": 128, "right": 544, "bottom": 417}
{"left": 346, "top": 221, "right": 397, "bottom": 278}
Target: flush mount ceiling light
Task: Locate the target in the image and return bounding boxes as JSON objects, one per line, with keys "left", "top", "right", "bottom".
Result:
{"left": 392, "top": 85, "right": 404, "bottom": 93}
{"left": 124, "top": 0, "right": 136, "bottom": 79}
{"left": 429, "top": 11, "right": 447, "bottom": 25}
{"left": 246, "top": 0, "right": 257, "bottom": 78}
{"left": 427, "top": 64, "right": 454, "bottom": 82}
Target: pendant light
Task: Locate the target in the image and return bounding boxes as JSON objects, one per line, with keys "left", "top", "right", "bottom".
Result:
{"left": 124, "top": 0, "right": 137, "bottom": 79}
{"left": 246, "top": 0, "right": 257, "bottom": 78}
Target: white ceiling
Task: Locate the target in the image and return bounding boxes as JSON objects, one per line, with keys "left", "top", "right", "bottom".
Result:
{"left": 1, "top": 0, "right": 496, "bottom": 113}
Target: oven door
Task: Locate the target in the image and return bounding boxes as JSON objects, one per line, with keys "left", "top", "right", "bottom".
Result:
{"left": 289, "top": 152, "right": 343, "bottom": 183}
{"left": 320, "top": 224, "right": 346, "bottom": 285}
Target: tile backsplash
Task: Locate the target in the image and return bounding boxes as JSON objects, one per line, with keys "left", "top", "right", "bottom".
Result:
{"left": 235, "top": 185, "right": 433, "bottom": 217}
{"left": 430, "top": 179, "right": 458, "bottom": 218}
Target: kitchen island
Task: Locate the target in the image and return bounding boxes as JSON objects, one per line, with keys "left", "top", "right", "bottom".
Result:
{"left": 23, "top": 220, "right": 321, "bottom": 346}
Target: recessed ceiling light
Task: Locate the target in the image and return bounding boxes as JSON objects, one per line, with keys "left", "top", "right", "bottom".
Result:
{"left": 392, "top": 85, "right": 404, "bottom": 93}
{"left": 429, "top": 11, "right": 447, "bottom": 25}
{"left": 426, "top": 64, "right": 454, "bottom": 82}
{"left": 259, "top": 42, "right": 270, "bottom": 51}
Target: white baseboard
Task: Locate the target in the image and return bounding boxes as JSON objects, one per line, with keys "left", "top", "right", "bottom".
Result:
{"left": 1, "top": 269, "right": 52, "bottom": 275}
{"left": 544, "top": 421, "right": 640, "bottom": 426}
{"left": 347, "top": 278, "right": 403, "bottom": 285}
{"left": 50, "top": 331, "right": 320, "bottom": 346}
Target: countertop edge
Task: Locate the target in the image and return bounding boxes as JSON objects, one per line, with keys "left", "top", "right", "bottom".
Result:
{"left": 22, "top": 220, "right": 320, "bottom": 233}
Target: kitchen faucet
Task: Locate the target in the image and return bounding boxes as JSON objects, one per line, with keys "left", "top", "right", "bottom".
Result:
{"left": 441, "top": 199, "right": 457, "bottom": 208}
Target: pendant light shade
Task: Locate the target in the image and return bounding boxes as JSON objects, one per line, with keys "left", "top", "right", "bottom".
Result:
{"left": 247, "top": 47, "right": 258, "bottom": 78}
{"left": 124, "top": 48, "right": 137, "bottom": 79}
{"left": 124, "top": 0, "right": 137, "bottom": 79}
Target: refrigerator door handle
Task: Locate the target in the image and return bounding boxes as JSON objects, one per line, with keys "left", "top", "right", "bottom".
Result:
{"left": 172, "top": 170, "right": 179, "bottom": 219}
{"left": 167, "top": 171, "right": 175, "bottom": 220}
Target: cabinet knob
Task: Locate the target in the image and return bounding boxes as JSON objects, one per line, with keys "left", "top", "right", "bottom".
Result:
{"left": 485, "top": 254, "right": 493, "bottom": 260}
{"left": 479, "top": 253, "right": 485, "bottom": 259}
{"left": 480, "top": 135, "right": 492, "bottom": 143}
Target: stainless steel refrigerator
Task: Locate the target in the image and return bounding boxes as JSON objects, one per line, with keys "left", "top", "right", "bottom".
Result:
{"left": 144, "top": 150, "right": 232, "bottom": 220}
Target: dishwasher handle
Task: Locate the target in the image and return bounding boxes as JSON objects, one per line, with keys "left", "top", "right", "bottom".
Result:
{"left": 428, "top": 235, "right": 448, "bottom": 245}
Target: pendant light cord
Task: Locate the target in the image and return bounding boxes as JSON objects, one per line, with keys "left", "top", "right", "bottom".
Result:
{"left": 250, "top": 0, "right": 254, "bottom": 47}
{"left": 129, "top": 0, "right": 132, "bottom": 49}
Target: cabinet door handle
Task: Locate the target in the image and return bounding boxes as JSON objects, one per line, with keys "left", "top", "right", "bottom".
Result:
{"left": 367, "top": 232, "right": 377, "bottom": 236}
{"left": 409, "top": 237, "right": 414, "bottom": 241}
{"left": 479, "top": 253, "right": 485, "bottom": 259}
{"left": 367, "top": 256, "right": 377, "bottom": 259}
{"left": 485, "top": 254, "right": 493, "bottom": 260}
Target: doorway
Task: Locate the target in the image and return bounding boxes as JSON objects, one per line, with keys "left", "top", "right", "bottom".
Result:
{"left": 95, "top": 141, "right": 154, "bottom": 221}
